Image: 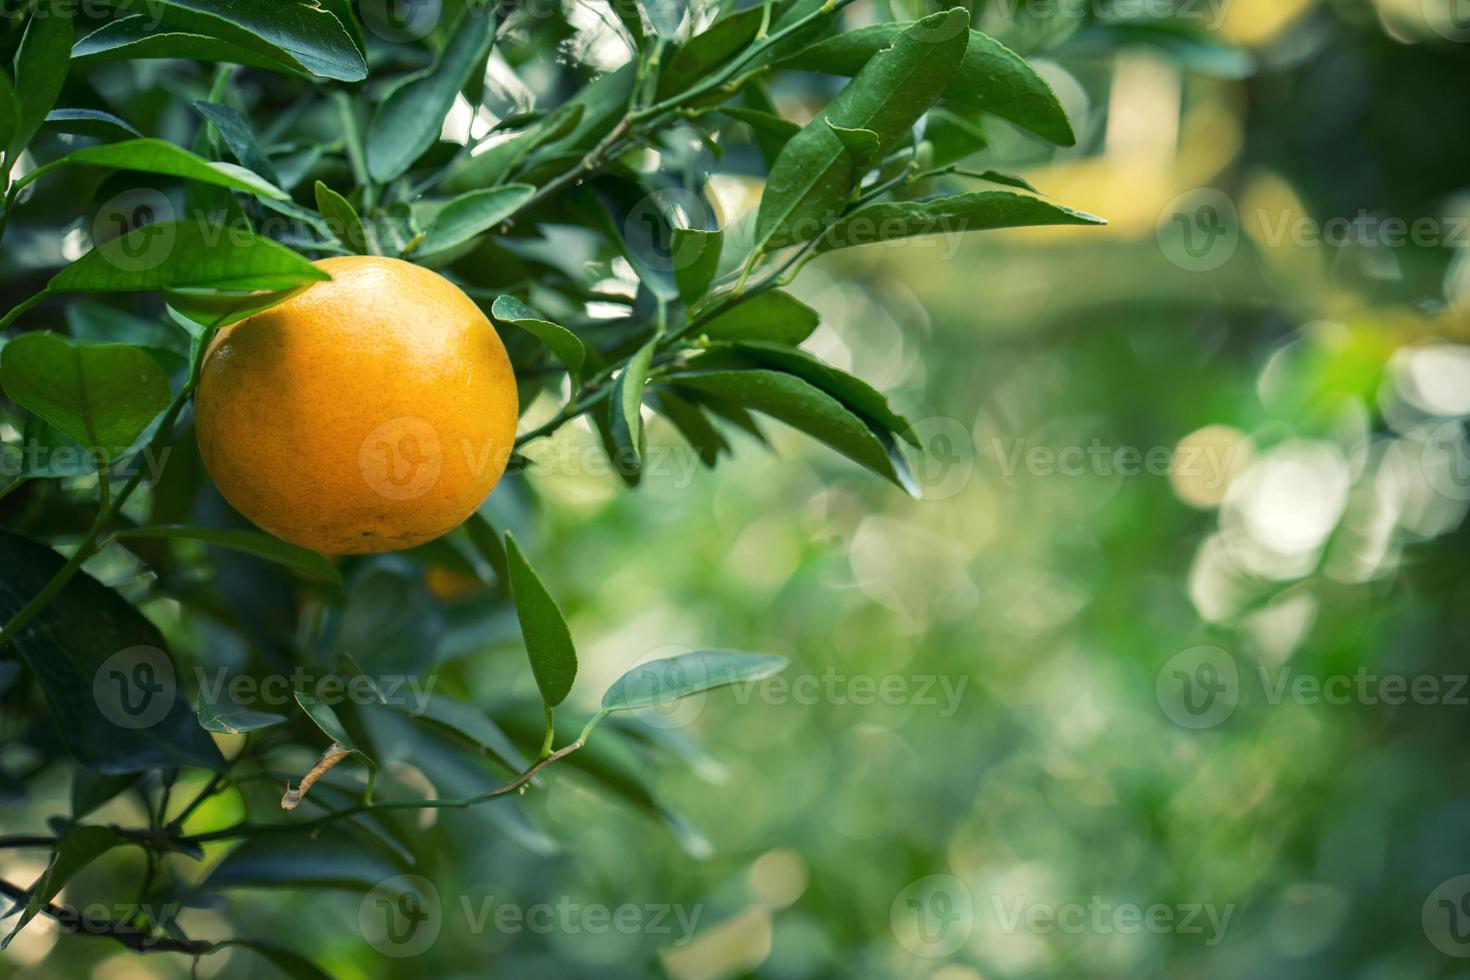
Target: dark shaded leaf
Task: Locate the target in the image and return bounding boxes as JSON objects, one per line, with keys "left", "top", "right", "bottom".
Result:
{"left": 2, "top": 826, "right": 123, "bottom": 948}
{"left": 815, "top": 189, "right": 1104, "bottom": 253}
{"left": 42, "top": 108, "right": 140, "bottom": 142}
{"left": 193, "top": 101, "right": 279, "bottom": 184}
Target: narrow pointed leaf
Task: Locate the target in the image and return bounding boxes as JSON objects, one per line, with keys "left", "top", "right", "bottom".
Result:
{"left": 421, "top": 185, "right": 535, "bottom": 255}
{"left": 313, "top": 181, "right": 368, "bottom": 253}
{"left": 490, "top": 296, "right": 585, "bottom": 392}
{"left": 51, "top": 221, "right": 329, "bottom": 293}
{"left": 10, "top": 7, "right": 72, "bottom": 163}
{"left": 672, "top": 228, "right": 723, "bottom": 306}
{"left": 110, "top": 526, "right": 342, "bottom": 583}
{"left": 504, "top": 533, "right": 578, "bottom": 707}
{"left": 602, "top": 650, "right": 789, "bottom": 712}
{"left": 611, "top": 340, "right": 656, "bottom": 469}
{"left": 193, "top": 101, "right": 279, "bottom": 184}
{"left": 45, "top": 138, "right": 287, "bottom": 200}
{"left": 43, "top": 108, "right": 141, "bottom": 142}
{"left": 755, "top": 10, "right": 971, "bottom": 248}
{"left": 367, "top": 8, "right": 497, "bottom": 181}
{"left": 815, "top": 190, "right": 1104, "bottom": 253}
{"left": 2, "top": 826, "right": 123, "bottom": 948}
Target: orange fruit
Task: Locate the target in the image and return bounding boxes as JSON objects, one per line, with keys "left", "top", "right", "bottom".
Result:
{"left": 194, "top": 256, "right": 518, "bottom": 555}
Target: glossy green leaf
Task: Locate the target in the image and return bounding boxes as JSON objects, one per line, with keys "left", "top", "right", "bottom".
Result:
{"left": 923, "top": 106, "right": 989, "bottom": 165}
{"left": 783, "top": 25, "right": 1076, "bottom": 146}
{"left": 193, "top": 101, "right": 279, "bottom": 184}
{"left": 421, "top": 184, "right": 535, "bottom": 255}
{"left": 667, "top": 369, "right": 908, "bottom": 489}
{"left": 110, "top": 526, "right": 341, "bottom": 583}
{"left": 9, "top": 6, "right": 72, "bottom": 164}
{"left": 42, "top": 108, "right": 140, "bottom": 142}
{"left": 0, "top": 333, "right": 170, "bottom": 462}
{"left": 38, "top": 138, "right": 286, "bottom": 200}
{"left": 602, "top": 650, "right": 790, "bottom": 712}
{"left": 367, "top": 8, "right": 497, "bottom": 181}
{"left": 295, "top": 690, "right": 365, "bottom": 755}
{"left": 657, "top": 7, "right": 764, "bottom": 99}
{"left": 699, "top": 291, "right": 818, "bottom": 345}
{"left": 51, "top": 221, "right": 329, "bottom": 293}
{"left": 504, "top": 533, "right": 578, "bottom": 707}
{"left": 828, "top": 121, "right": 880, "bottom": 174}
{"left": 696, "top": 339, "right": 917, "bottom": 444}
{"left": 611, "top": 339, "right": 656, "bottom": 469}
{"left": 0, "top": 531, "right": 225, "bottom": 774}
{"left": 75, "top": 1, "right": 367, "bottom": 81}
{"left": 443, "top": 103, "right": 587, "bottom": 193}
{"left": 313, "top": 180, "right": 368, "bottom": 253}
{"left": 490, "top": 295, "right": 586, "bottom": 392}
{"left": 2, "top": 826, "right": 123, "bottom": 948}
{"left": 815, "top": 190, "right": 1105, "bottom": 253}
{"left": 755, "top": 9, "right": 971, "bottom": 248}
{"left": 672, "top": 228, "right": 723, "bottom": 306}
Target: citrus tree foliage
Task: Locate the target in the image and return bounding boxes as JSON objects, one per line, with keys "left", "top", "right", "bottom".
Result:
{"left": 0, "top": 0, "right": 1097, "bottom": 969}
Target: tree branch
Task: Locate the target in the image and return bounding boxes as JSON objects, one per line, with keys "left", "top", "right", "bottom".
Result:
{"left": 0, "top": 877, "right": 212, "bottom": 956}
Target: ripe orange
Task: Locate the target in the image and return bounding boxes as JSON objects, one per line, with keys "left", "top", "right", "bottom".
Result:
{"left": 194, "top": 256, "right": 518, "bottom": 555}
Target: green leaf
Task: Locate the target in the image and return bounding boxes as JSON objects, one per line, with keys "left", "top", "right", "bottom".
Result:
{"left": 602, "top": 650, "right": 789, "bottom": 712}
{"left": 667, "top": 369, "right": 908, "bottom": 489}
{"left": 367, "top": 8, "right": 497, "bottom": 182}
{"left": 504, "top": 533, "right": 578, "bottom": 708}
{"left": 0, "top": 531, "right": 225, "bottom": 774}
{"left": 71, "top": 769, "right": 140, "bottom": 819}
{"left": 828, "top": 121, "right": 881, "bottom": 174}
{"left": 164, "top": 286, "right": 309, "bottom": 330}
{"left": 42, "top": 108, "right": 140, "bottom": 142}
{"left": 313, "top": 180, "right": 368, "bottom": 254}
{"left": 75, "top": 1, "right": 367, "bottom": 81}
{"left": 109, "top": 526, "right": 341, "bottom": 583}
{"left": 611, "top": 339, "right": 656, "bottom": 470}
{"left": 51, "top": 221, "right": 329, "bottom": 293}
{"left": 0, "top": 333, "right": 170, "bottom": 462}
{"left": 657, "top": 7, "right": 765, "bottom": 99}
{"left": 17, "top": 414, "right": 96, "bottom": 478}
{"left": 9, "top": 6, "right": 72, "bottom": 165}
{"left": 783, "top": 25, "right": 1076, "bottom": 146}
{"left": 961, "top": 169, "right": 1040, "bottom": 194}
{"left": 672, "top": 228, "right": 723, "bottom": 306}
{"left": 0, "top": 74, "right": 16, "bottom": 163}
{"left": 2, "top": 826, "right": 122, "bottom": 948}
{"left": 207, "top": 835, "right": 399, "bottom": 891}
{"left": 195, "top": 691, "right": 288, "bottom": 735}
{"left": 222, "top": 941, "right": 334, "bottom": 980}
{"left": 815, "top": 190, "right": 1105, "bottom": 253}
{"left": 755, "top": 9, "right": 971, "bottom": 248}
{"left": 193, "top": 101, "right": 279, "bottom": 184}
{"left": 922, "top": 106, "right": 988, "bottom": 165}
{"left": 442, "top": 103, "right": 586, "bottom": 193}
{"left": 337, "top": 567, "right": 444, "bottom": 677}
{"left": 464, "top": 511, "right": 510, "bottom": 592}
{"left": 695, "top": 340, "right": 917, "bottom": 444}
{"left": 408, "top": 694, "right": 528, "bottom": 773}
{"left": 37, "top": 138, "right": 286, "bottom": 200}
{"left": 295, "top": 690, "right": 365, "bottom": 755}
{"left": 699, "top": 290, "right": 818, "bottom": 345}
{"left": 490, "top": 296, "right": 586, "bottom": 393}
{"left": 652, "top": 389, "right": 729, "bottom": 467}
{"left": 421, "top": 184, "right": 535, "bottom": 255}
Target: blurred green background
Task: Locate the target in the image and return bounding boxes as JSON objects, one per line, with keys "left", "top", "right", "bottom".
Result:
{"left": 7, "top": 0, "right": 1470, "bottom": 977}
